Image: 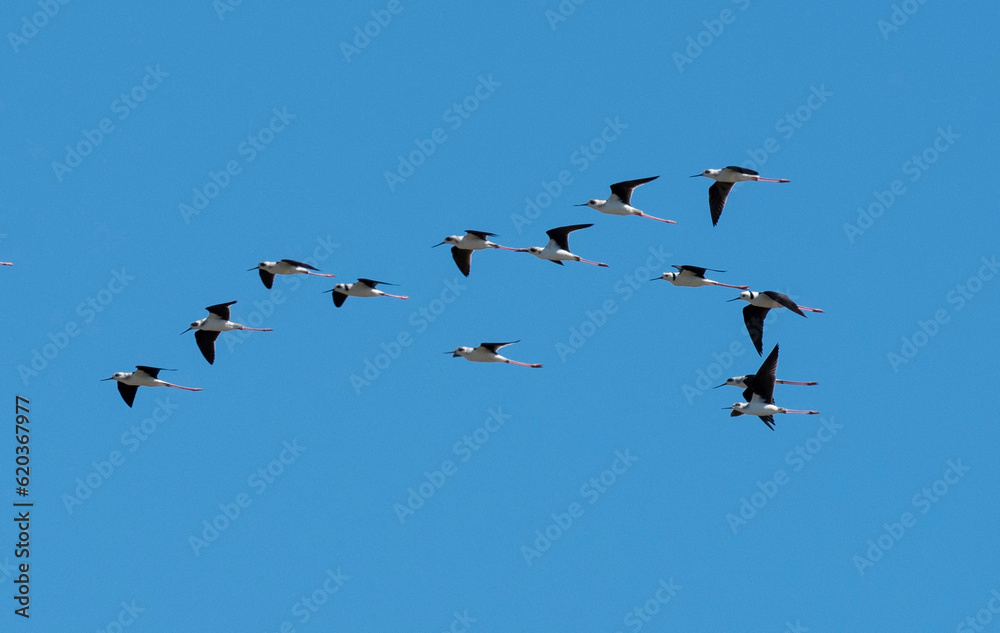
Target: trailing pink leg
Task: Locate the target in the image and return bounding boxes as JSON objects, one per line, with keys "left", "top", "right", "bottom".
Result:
{"left": 776, "top": 380, "right": 818, "bottom": 386}
{"left": 306, "top": 272, "right": 336, "bottom": 278}
{"left": 783, "top": 409, "right": 820, "bottom": 415}
{"left": 713, "top": 282, "right": 750, "bottom": 290}
{"left": 638, "top": 212, "right": 677, "bottom": 224}
{"left": 164, "top": 383, "right": 203, "bottom": 391}
{"left": 506, "top": 360, "right": 542, "bottom": 368}
{"left": 382, "top": 293, "right": 410, "bottom": 300}
{"left": 577, "top": 258, "right": 609, "bottom": 268}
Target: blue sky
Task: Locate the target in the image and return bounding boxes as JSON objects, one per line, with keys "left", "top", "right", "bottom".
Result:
{"left": 2, "top": 1, "right": 998, "bottom": 630}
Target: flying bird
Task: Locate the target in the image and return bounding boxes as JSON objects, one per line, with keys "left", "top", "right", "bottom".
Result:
{"left": 576, "top": 176, "right": 676, "bottom": 224}
{"left": 181, "top": 301, "right": 273, "bottom": 364}
{"left": 526, "top": 224, "right": 609, "bottom": 267}
{"left": 691, "top": 166, "right": 790, "bottom": 226}
{"left": 102, "top": 366, "right": 203, "bottom": 408}
{"left": 724, "top": 344, "right": 820, "bottom": 430}
{"left": 0, "top": 262, "right": 11, "bottom": 266}
{"left": 729, "top": 290, "right": 824, "bottom": 355}
{"left": 433, "top": 230, "right": 527, "bottom": 277}
{"left": 652, "top": 265, "right": 748, "bottom": 290}
{"left": 325, "top": 279, "right": 409, "bottom": 307}
{"left": 447, "top": 341, "right": 542, "bottom": 368}
{"left": 250, "top": 259, "right": 335, "bottom": 289}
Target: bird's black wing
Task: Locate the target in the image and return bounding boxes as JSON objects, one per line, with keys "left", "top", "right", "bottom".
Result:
{"left": 464, "top": 230, "right": 496, "bottom": 239}
{"left": 194, "top": 330, "right": 221, "bottom": 365}
{"left": 753, "top": 344, "right": 780, "bottom": 404}
{"left": 333, "top": 291, "right": 348, "bottom": 308}
{"left": 280, "top": 259, "right": 319, "bottom": 271}
{"left": 725, "top": 166, "right": 758, "bottom": 176}
{"left": 760, "top": 415, "right": 775, "bottom": 430}
{"left": 763, "top": 291, "right": 806, "bottom": 317}
{"left": 709, "top": 182, "right": 734, "bottom": 226}
{"left": 117, "top": 383, "right": 138, "bottom": 408}
{"left": 135, "top": 365, "right": 169, "bottom": 379}
{"left": 205, "top": 301, "right": 238, "bottom": 320}
{"left": 545, "top": 224, "right": 593, "bottom": 251}
{"left": 742, "top": 305, "right": 769, "bottom": 356}
{"left": 481, "top": 341, "right": 518, "bottom": 353}
{"left": 258, "top": 269, "right": 275, "bottom": 289}
{"left": 451, "top": 247, "right": 472, "bottom": 277}
{"left": 358, "top": 278, "right": 393, "bottom": 287}
{"left": 609, "top": 176, "right": 658, "bottom": 206}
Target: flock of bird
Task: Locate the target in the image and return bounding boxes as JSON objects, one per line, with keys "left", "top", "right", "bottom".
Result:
{"left": 41, "top": 165, "right": 821, "bottom": 429}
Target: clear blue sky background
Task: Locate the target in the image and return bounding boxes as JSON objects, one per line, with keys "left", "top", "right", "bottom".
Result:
{"left": 2, "top": 1, "right": 998, "bottom": 630}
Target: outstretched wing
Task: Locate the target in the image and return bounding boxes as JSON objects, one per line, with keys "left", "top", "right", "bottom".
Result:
{"left": 464, "top": 230, "right": 496, "bottom": 239}
{"left": 481, "top": 341, "right": 519, "bottom": 353}
{"left": 752, "top": 344, "right": 779, "bottom": 404}
{"left": 280, "top": 259, "right": 319, "bottom": 271}
{"left": 332, "top": 291, "right": 348, "bottom": 308}
{"left": 725, "top": 166, "right": 758, "bottom": 175}
{"left": 709, "top": 182, "right": 734, "bottom": 226}
{"left": 358, "top": 278, "right": 393, "bottom": 287}
{"left": 135, "top": 365, "right": 169, "bottom": 379}
{"left": 545, "top": 224, "right": 593, "bottom": 251}
{"left": 742, "top": 305, "right": 769, "bottom": 356}
{"left": 117, "top": 383, "right": 139, "bottom": 408}
{"left": 258, "top": 269, "right": 275, "bottom": 289}
{"left": 609, "top": 176, "right": 658, "bottom": 206}
{"left": 760, "top": 415, "right": 775, "bottom": 430}
{"left": 205, "top": 300, "right": 238, "bottom": 320}
{"left": 763, "top": 291, "right": 806, "bottom": 317}
{"left": 451, "top": 247, "right": 472, "bottom": 277}
{"left": 195, "top": 330, "right": 221, "bottom": 365}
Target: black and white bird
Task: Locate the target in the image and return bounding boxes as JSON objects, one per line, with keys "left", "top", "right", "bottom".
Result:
{"left": 724, "top": 345, "right": 820, "bottom": 430}
{"left": 181, "top": 301, "right": 273, "bottom": 365}
{"left": 102, "top": 366, "right": 203, "bottom": 408}
{"left": 433, "top": 230, "right": 527, "bottom": 277}
{"left": 526, "top": 224, "right": 609, "bottom": 267}
{"left": 576, "top": 176, "right": 676, "bottom": 224}
{"left": 250, "top": 260, "right": 335, "bottom": 289}
{"left": 652, "top": 265, "right": 748, "bottom": 290}
{"left": 715, "top": 374, "right": 817, "bottom": 391}
{"left": 729, "top": 290, "right": 824, "bottom": 355}
{"left": 691, "top": 167, "right": 790, "bottom": 226}
{"left": 447, "top": 341, "right": 542, "bottom": 368}
{"left": 325, "top": 279, "right": 409, "bottom": 307}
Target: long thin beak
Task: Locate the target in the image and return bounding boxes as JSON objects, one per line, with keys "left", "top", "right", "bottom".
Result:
{"left": 180, "top": 327, "right": 192, "bottom": 335}
{"left": 443, "top": 351, "right": 454, "bottom": 354}
{"left": 713, "top": 383, "right": 726, "bottom": 389}
{"left": 101, "top": 377, "right": 114, "bottom": 381}
{"left": 726, "top": 297, "right": 741, "bottom": 302}
{"left": 247, "top": 266, "right": 258, "bottom": 271}
{"left": 690, "top": 174, "right": 703, "bottom": 178}
{"left": 432, "top": 242, "right": 447, "bottom": 248}
{"left": 721, "top": 406, "right": 733, "bottom": 409}
{"left": 573, "top": 203, "right": 588, "bottom": 206}
{"left": 650, "top": 277, "right": 663, "bottom": 281}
